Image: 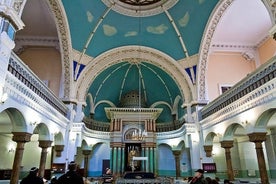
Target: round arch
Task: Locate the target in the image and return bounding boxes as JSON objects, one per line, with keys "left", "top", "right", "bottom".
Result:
{"left": 255, "top": 108, "right": 276, "bottom": 129}
{"left": 54, "top": 132, "right": 64, "bottom": 145}
{"left": 75, "top": 46, "right": 195, "bottom": 104}
{"left": 223, "top": 123, "right": 245, "bottom": 141}
{"left": 33, "top": 123, "right": 51, "bottom": 140}
{"left": 197, "top": 0, "right": 234, "bottom": 102}
{"left": 4, "top": 108, "right": 27, "bottom": 132}
{"left": 204, "top": 132, "right": 218, "bottom": 145}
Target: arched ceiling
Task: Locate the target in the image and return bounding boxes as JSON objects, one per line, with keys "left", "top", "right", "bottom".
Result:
{"left": 62, "top": 0, "right": 218, "bottom": 59}
{"left": 63, "top": 0, "right": 218, "bottom": 122}
{"left": 15, "top": 0, "right": 272, "bottom": 123}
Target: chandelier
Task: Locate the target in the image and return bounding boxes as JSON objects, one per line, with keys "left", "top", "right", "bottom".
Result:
{"left": 131, "top": 126, "right": 147, "bottom": 141}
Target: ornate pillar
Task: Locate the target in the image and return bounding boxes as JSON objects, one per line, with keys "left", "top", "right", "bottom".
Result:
{"left": 149, "top": 147, "right": 154, "bottom": 172}
{"left": 203, "top": 145, "right": 213, "bottom": 157}
{"left": 221, "top": 140, "right": 234, "bottom": 181}
{"left": 10, "top": 132, "right": 32, "bottom": 184}
{"left": 173, "top": 150, "right": 181, "bottom": 179}
{"left": 54, "top": 145, "right": 64, "bottom": 157}
{"left": 38, "top": 140, "right": 52, "bottom": 178}
{"left": 121, "top": 147, "right": 125, "bottom": 173}
{"left": 82, "top": 150, "right": 92, "bottom": 178}
{"left": 112, "top": 147, "right": 117, "bottom": 174}
{"left": 145, "top": 147, "right": 149, "bottom": 172}
{"left": 248, "top": 132, "right": 269, "bottom": 184}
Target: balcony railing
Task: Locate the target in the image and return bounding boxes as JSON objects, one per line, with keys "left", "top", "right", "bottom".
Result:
{"left": 83, "top": 116, "right": 185, "bottom": 132}
{"left": 201, "top": 56, "right": 276, "bottom": 120}
{"left": 7, "top": 52, "right": 68, "bottom": 116}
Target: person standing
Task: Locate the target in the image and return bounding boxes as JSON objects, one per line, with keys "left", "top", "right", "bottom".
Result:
{"left": 189, "top": 169, "right": 207, "bottom": 184}
{"left": 20, "top": 167, "right": 44, "bottom": 184}
{"left": 57, "top": 161, "right": 84, "bottom": 184}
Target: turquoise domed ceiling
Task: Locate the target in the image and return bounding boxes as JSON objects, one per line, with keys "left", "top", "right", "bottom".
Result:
{"left": 62, "top": 0, "right": 218, "bottom": 60}
{"left": 84, "top": 61, "right": 183, "bottom": 123}
{"left": 62, "top": 0, "right": 219, "bottom": 123}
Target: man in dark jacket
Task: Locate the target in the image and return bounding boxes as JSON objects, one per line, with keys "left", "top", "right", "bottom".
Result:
{"left": 57, "top": 161, "right": 84, "bottom": 184}
{"left": 20, "top": 167, "right": 44, "bottom": 184}
{"left": 189, "top": 169, "right": 207, "bottom": 184}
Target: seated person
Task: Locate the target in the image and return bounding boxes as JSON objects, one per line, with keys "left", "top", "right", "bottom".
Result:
{"left": 103, "top": 168, "right": 113, "bottom": 183}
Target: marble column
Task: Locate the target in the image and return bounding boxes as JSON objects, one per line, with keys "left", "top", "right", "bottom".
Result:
{"left": 38, "top": 140, "right": 52, "bottom": 178}
{"left": 221, "top": 140, "right": 234, "bottom": 181}
{"left": 149, "top": 147, "right": 154, "bottom": 172}
{"left": 112, "top": 147, "right": 117, "bottom": 174}
{"left": 203, "top": 145, "right": 213, "bottom": 157}
{"left": 173, "top": 150, "right": 181, "bottom": 179}
{"left": 248, "top": 132, "right": 269, "bottom": 184}
{"left": 10, "top": 132, "right": 32, "bottom": 184}
{"left": 117, "top": 147, "right": 122, "bottom": 174}
{"left": 121, "top": 147, "right": 125, "bottom": 173}
{"left": 82, "top": 150, "right": 92, "bottom": 178}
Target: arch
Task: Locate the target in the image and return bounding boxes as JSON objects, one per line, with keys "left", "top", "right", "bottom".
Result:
{"left": 94, "top": 100, "right": 116, "bottom": 110}
{"left": 75, "top": 46, "right": 195, "bottom": 104}
{"left": 81, "top": 139, "right": 90, "bottom": 150}
{"left": 46, "top": 0, "right": 73, "bottom": 99}
{"left": 4, "top": 108, "right": 27, "bottom": 132}
{"left": 86, "top": 93, "right": 94, "bottom": 114}
{"left": 223, "top": 123, "right": 245, "bottom": 141}
{"left": 33, "top": 123, "right": 51, "bottom": 140}
{"left": 54, "top": 132, "right": 64, "bottom": 145}
{"left": 171, "top": 140, "right": 185, "bottom": 151}
{"left": 255, "top": 108, "right": 276, "bottom": 129}
{"left": 204, "top": 132, "right": 217, "bottom": 145}
{"left": 172, "top": 95, "right": 182, "bottom": 114}
{"left": 197, "top": 0, "right": 234, "bottom": 102}
{"left": 150, "top": 101, "right": 172, "bottom": 111}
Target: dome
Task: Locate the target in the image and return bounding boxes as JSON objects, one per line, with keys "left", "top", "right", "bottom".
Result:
{"left": 120, "top": 90, "right": 147, "bottom": 108}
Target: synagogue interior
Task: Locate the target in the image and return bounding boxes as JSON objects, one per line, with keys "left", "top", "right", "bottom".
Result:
{"left": 0, "top": 0, "right": 276, "bottom": 184}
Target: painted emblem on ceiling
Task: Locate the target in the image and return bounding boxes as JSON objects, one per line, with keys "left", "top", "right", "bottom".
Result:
{"left": 101, "top": 0, "right": 178, "bottom": 17}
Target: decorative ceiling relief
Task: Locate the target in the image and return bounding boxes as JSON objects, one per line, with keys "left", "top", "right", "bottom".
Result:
{"left": 101, "top": 0, "right": 178, "bottom": 17}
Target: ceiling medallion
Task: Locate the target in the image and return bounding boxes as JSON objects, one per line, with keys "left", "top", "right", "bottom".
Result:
{"left": 102, "top": 0, "right": 178, "bottom": 17}
{"left": 119, "top": 0, "right": 161, "bottom": 6}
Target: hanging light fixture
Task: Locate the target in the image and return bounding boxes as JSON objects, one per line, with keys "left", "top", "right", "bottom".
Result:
{"left": 129, "top": 2, "right": 148, "bottom": 142}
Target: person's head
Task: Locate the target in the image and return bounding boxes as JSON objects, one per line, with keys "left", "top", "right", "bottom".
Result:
{"left": 68, "top": 161, "right": 77, "bottom": 171}
{"left": 29, "top": 167, "right": 39, "bottom": 176}
{"left": 50, "top": 176, "right": 58, "bottom": 183}
{"left": 106, "top": 168, "right": 111, "bottom": 174}
{"left": 211, "top": 179, "right": 219, "bottom": 184}
{"left": 224, "top": 179, "right": 233, "bottom": 184}
{"left": 205, "top": 177, "right": 212, "bottom": 184}
{"left": 194, "top": 169, "right": 204, "bottom": 177}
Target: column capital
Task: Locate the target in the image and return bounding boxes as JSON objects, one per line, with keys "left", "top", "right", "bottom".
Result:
{"left": 220, "top": 140, "right": 234, "bottom": 149}
{"left": 172, "top": 150, "right": 181, "bottom": 156}
{"left": 82, "top": 149, "right": 92, "bottom": 156}
{"left": 203, "top": 145, "right": 213, "bottom": 157}
{"left": 55, "top": 145, "right": 64, "bottom": 157}
{"left": 39, "top": 140, "right": 53, "bottom": 148}
{"left": 110, "top": 142, "right": 124, "bottom": 148}
{"left": 248, "top": 132, "right": 267, "bottom": 143}
{"left": 12, "top": 132, "right": 32, "bottom": 143}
